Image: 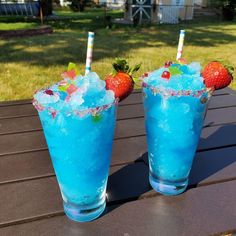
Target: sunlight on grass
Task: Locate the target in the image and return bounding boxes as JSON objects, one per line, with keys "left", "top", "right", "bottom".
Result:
{"left": 0, "top": 13, "right": 236, "bottom": 100}
{"left": 0, "top": 22, "right": 39, "bottom": 30}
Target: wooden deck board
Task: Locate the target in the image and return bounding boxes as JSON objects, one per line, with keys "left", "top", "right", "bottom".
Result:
{"left": 1, "top": 145, "right": 236, "bottom": 202}
{"left": 0, "top": 87, "right": 236, "bottom": 235}
{"left": 0, "top": 89, "right": 235, "bottom": 120}
{"left": 1, "top": 120, "right": 236, "bottom": 157}
{"left": 1, "top": 99, "right": 236, "bottom": 135}
{"left": 0, "top": 163, "right": 149, "bottom": 226}
{"left": 0, "top": 180, "right": 235, "bottom": 236}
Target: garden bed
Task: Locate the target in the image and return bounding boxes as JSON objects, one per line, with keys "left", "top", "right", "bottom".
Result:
{"left": 0, "top": 25, "right": 53, "bottom": 38}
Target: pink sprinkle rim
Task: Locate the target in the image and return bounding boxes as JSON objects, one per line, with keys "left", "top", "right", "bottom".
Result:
{"left": 32, "top": 98, "right": 119, "bottom": 119}
{"left": 142, "top": 82, "right": 214, "bottom": 98}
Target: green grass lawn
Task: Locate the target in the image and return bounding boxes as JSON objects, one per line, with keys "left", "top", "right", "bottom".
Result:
{"left": 0, "top": 22, "right": 39, "bottom": 31}
{"left": 0, "top": 10, "right": 236, "bottom": 101}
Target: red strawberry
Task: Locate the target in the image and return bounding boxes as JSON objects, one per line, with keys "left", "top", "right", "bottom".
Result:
{"left": 105, "top": 58, "right": 141, "bottom": 101}
{"left": 202, "top": 61, "right": 234, "bottom": 90}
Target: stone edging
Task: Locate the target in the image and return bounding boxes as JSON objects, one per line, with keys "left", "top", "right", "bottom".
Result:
{"left": 0, "top": 26, "right": 53, "bottom": 38}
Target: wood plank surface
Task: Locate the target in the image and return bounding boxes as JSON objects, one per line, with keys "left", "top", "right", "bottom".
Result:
{"left": 0, "top": 86, "right": 230, "bottom": 107}
{"left": 189, "top": 146, "right": 236, "bottom": 186}
{"left": 1, "top": 97, "right": 236, "bottom": 135}
{"left": 200, "top": 124, "right": 236, "bottom": 151}
{"left": 0, "top": 104, "right": 145, "bottom": 135}
{"left": 0, "top": 180, "right": 235, "bottom": 236}
{"left": 142, "top": 146, "right": 236, "bottom": 187}
{"left": 204, "top": 107, "right": 236, "bottom": 126}
{"left": 1, "top": 87, "right": 236, "bottom": 235}
{"left": 0, "top": 118, "right": 147, "bottom": 157}
{"left": 0, "top": 93, "right": 143, "bottom": 119}
{"left": 208, "top": 94, "right": 236, "bottom": 109}
{"left": 1, "top": 118, "right": 236, "bottom": 157}
{"left": 0, "top": 163, "right": 149, "bottom": 227}
{"left": 0, "top": 89, "right": 235, "bottom": 120}
{"left": 1, "top": 144, "right": 236, "bottom": 199}
{"left": 0, "top": 99, "right": 31, "bottom": 107}
{"left": 0, "top": 136, "right": 147, "bottom": 184}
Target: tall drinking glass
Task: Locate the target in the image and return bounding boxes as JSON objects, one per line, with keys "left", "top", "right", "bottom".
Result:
{"left": 33, "top": 99, "right": 117, "bottom": 222}
{"left": 142, "top": 82, "right": 211, "bottom": 195}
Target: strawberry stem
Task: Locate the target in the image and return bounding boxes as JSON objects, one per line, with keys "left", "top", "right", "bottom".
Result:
{"left": 112, "top": 58, "right": 141, "bottom": 77}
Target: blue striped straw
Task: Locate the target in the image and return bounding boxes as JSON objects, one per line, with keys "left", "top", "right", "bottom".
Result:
{"left": 85, "top": 32, "right": 95, "bottom": 75}
{"left": 176, "top": 30, "right": 185, "bottom": 60}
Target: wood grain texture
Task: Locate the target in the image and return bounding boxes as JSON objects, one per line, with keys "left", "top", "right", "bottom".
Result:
{"left": 208, "top": 94, "right": 236, "bottom": 109}
{"left": 0, "top": 87, "right": 236, "bottom": 234}
{"left": 0, "top": 93, "right": 142, "bottom": 119}
{"left": 0, "top": 99, "right": 31, "bottom": 107}
{"left": 0, "top": 88, "right": 235, "bottom": 120}
{"left": 0, "top": 163, "right": 149, "bottom": 226}
{"left": 204, "top": 107, "right": 236, "bottom": 126}
{"left": 0, "top": 105, "right": 145, "bottom": 135}
{"left": 141, "top": 146, "right": 236, "bottom": 188}
{"left": 1, "top": 119, "right": 236, "bottom": 157}
{"left": 0, "top": 181, "right": 235, "bottom": 236}
{"left": 1, "top": 142, "right": 236, "bottom": 192}
{"left": 1, "top": 97, "right": 236, "bottom": 135}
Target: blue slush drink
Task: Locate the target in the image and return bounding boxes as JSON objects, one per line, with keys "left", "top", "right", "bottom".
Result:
{"left": 142, "top": 62, "right": 212, "bottom": 195}
{"left": 33, "top": 72, "right": 117, "bottom": 222}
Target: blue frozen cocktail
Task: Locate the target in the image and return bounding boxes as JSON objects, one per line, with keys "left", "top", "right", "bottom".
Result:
{"left": 142, "top": 62, "right": 212, "bottom": 195}
{"left": 33, "top": 71, "right": 117, "bottom": 222}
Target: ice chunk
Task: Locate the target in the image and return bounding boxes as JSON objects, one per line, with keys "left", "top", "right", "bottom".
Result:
{"left": 188, "top": 62, "right": 201, "bottom": 74}
{"left": 34, "top": 91, "right": 59, "bottom": 104}
{"left": 33, "top": 72, "right": 115, "bottom": 114}
{"left": 144, "top": 62, "right": 206, "bottom": 93}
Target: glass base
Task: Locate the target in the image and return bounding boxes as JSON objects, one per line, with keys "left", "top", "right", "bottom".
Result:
{"left": 149, "top": 173, "right": 188, "bottom": 196}
{"left": 63, "top": 196, "right": 106, "bottom": 222}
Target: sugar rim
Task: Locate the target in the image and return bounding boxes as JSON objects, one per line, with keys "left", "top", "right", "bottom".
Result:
{"left": 32, "top": 97, "right": 119, "bottom": 119}
{"left": 142, "top": 81, "right": 214, "bottom": 98}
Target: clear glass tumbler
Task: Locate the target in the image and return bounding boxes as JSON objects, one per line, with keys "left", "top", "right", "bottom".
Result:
{"left": 142, "top": 82, "right": 212, "bottom": 195}
{"left": 34, "top": 99, "right": 117, "bottom": 222}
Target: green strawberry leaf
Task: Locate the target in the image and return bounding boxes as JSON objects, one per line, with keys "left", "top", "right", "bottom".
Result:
{"left": 133, "top": 76, "right": 142, "bottom": 89}
{"left": 111, "top": 58, "right": 141, "bottom": 78}
{"left": 225, "top": 65, "right": 234, "bottom": 77}
{"left": 130, "top": 63, "right": 141, "bottom": 74}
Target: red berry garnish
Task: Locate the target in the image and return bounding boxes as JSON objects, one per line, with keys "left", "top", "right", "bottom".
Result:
{"left": 45, "top": 89, "right": 54, "bottom": 95}
{"left": 202, "top": 61, "right": 234, "bottom": 90}
{"left": 105, "top": 58, "right": 141, "bottom": 102}
{"left": 161, "top": 71, "right": 171, "bottom": 80}
{"left": 164, "top": 61, "right": 173, "bottom": 68}
{"left": 51, "top": 111, "right": 57, "bottom": 119}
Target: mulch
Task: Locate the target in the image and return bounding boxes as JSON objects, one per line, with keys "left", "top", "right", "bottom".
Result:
{"left": 0, "top": 25, "right": 53, "bottom": 38}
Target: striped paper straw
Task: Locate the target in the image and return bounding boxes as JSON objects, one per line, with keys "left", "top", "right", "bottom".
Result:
{"left": 176, "top": 30, "right": 185, "bottom": 60}
{"left": 85, "top": 32, "right": 95, "bottom": 75}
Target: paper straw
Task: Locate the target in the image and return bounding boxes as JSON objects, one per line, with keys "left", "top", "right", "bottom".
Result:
{"left": 176, "top": 30, "right": 185, "bottom": 60}
{"left": 85, "top": 32, "right": 95, "bottom": 75}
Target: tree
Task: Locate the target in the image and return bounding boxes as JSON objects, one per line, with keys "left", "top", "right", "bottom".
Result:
{"left": 40, "top": 0, "right": 53, "bottom": 16}
{"left": 69, "top": 0, "right": 86, "bottom": 12}
{"left": 209, "top": 0, "right": 235, "bottom": 20}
